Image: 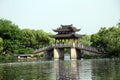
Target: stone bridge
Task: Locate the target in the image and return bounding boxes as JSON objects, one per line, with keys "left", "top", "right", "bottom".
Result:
{"left": 35, "top": 43, "right": 102, "bottom": 59}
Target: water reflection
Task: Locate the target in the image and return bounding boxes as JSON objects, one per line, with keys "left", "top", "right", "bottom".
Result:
{"left": 54, "top": 59, "right": 77, "bottom": 80}
{"left": 0, "top": 58, "right": 120, "bottom": 80}
{"left": 54, "top": 59, "right": 92, "bottom": 80}
{"left": 0, "top": 61, "right": 55, "bottom": 80}
{"left": 91, "top": 59, "right": 120, "bottom": 80}
{"left": 80, "top": 59, "right": 92, "bottom": 80}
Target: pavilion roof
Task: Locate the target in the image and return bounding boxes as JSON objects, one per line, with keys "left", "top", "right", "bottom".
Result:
{"left": 50, "top": 34, "right": 85, "bottom": 39}
{"left": 53, "top": 24, "right": 80, "bottom": 32}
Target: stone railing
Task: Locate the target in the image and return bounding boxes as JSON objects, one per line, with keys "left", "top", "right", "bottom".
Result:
{"left": 35, "top": 43, "right": 100, "bottom": 53}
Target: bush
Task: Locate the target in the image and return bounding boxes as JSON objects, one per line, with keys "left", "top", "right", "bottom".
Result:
{"left": 0, "top": 54, "right": 16, "bottom": 62}
{"left": 34, "top": 54, "right": 45, "bottom": 59}
{"left": 17, "top": 48, "right": 34, "bottom": 54}
{"left": 83, "top": 54, "right": 103, "bottom": 59}
{"left": 83, "top": 54, "right": 93, "bottom": 59}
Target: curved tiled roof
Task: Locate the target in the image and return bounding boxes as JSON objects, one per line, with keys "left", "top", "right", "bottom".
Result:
{"left": 53, "top": 24, "right": 80, "bottom": 32}
{"left": 50, "top": 34, "right": 85, "bottom": 39}
{"left": 50, "top": 24, "right": 85, "bottom": 39}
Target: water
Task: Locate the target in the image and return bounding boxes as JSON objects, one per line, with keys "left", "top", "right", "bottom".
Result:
{"left": 0, "top": 58, "right": 120, "bottom": 80}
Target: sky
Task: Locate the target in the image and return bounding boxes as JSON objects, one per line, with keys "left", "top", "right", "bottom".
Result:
{"left": 0, "top": 0, "right": 120, "bottom": 34}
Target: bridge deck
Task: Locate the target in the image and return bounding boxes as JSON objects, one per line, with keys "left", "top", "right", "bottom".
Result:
{"left": 35, "top": 43, "right": 101, "bottom": 54}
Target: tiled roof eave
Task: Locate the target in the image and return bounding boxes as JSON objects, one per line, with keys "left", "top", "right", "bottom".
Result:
{"left": 50, "top": 34, "right": 85, "bottom": 38}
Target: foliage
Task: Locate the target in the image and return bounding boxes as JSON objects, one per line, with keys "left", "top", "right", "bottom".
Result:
{"left": 0, "top": 18, "right": 53, "bottom": 60}
{"left": 34, "top": 54, "right": 45, "bottom": 59}
{"left": 21, "top": 29, "right": 54, "bottom": 49}
{"left": 91, "top": 22, "right": 120, "bottom": 57}
{"left": 17, "top": 48, "right": 34, "bottom": 54}
{"left": 82, "top": 54, "right": 93, "bottom": 59}
{"left": 0, "top": 19, "right": 21, "bottom": 54}
{"left": 0, "top": 54, "right": 16, "bottom": 61}
{"left": 1, "top": 18, "right": 120, "bottom": 59}
{"left": 35, "top": 30, "right": 53, "bottom": 48}
{"left": 79, "top": 35, "right": 92, "bottom": 46}
{"left": 82, "top": 54, "right": 103, "bottom": 59}
{"left": 0, "top": 37, "right": 3, "bottom": 53}
{"left": 21, "top": 29, "right": 37, "bottom": 49}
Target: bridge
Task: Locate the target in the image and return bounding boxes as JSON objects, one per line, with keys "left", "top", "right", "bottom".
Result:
{"left": 35, "top": 43, "right": 101, "bottom": 59}
{"left": 35, "top": 24, "right": 102, "bottom": 59}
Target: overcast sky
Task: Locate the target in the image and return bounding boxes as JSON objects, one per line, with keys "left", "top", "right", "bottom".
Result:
{"left": 0, "top": 0, "right": 120, "bottom": 34}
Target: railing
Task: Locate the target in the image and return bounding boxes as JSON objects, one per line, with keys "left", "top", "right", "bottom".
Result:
{"left": 35, "top": 43, "right": 100, "bottom": 53}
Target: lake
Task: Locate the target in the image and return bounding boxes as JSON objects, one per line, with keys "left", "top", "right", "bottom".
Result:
{"left": 0, "top": 57, "right": 120, "bottom": 80}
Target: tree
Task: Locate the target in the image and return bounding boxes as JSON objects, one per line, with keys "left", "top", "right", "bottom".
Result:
{"left": 21, "top": 29, "right": 37, "bottom": 49}
{"left": 35, "top": 30, "right": 53, "bottom": 48}
{"left": 0, "top": 37, "right": 3, "bottom": 53}
{"left": 0, "top": 19, "right": 21, "bottom": 40}
{"left": 0, "top": 19, "right": 21, "bottom": 54}
{"left": 103, "top": 27, "right": 120, "bottom": 56}
{"left": 79, "top": 35, "right": 92, "bottom": 46}
{"left": 91, "top": 27, "right": 108, "bottom": 52}
{"left": 91, "top": 22, "right": 120, "bottom": 57}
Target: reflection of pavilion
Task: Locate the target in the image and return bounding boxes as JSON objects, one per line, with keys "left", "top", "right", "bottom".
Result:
{"left": 54, "top": 59, "right": 65, "bottom": 80}
{"left": 54, "top": 59, "right": 78, "bottom": 80}
{"left": 54, "top": 59, "right": 92, "bottom": 80}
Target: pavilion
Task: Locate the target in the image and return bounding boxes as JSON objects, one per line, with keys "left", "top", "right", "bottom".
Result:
{"left": 50, "top": 24, "right": 85, "bottom": 44}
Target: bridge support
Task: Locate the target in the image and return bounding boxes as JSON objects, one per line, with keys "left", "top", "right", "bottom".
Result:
{"left": 45, "top": 49, "right": 53, "bottom": 60}
{"left": 70, "top": 48, "right": 77, "bottom": 59}
{"left": 70, "top": 48, "right": 81, "bottom": 59}
{"left": 54, "top": 48, "right": 64, "bottom": 59}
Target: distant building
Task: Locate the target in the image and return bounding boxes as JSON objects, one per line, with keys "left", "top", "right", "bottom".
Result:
{"left": 17, "top": 54, "right": 35, "bottom": 60}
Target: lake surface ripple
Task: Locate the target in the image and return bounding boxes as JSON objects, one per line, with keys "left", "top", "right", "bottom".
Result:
{"left": 0, "top": 58, "right": 120, "bottom": 80}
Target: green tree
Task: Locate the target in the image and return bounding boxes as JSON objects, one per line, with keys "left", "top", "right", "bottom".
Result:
{"left": 91, "top": 27, "right": 108, "bottom": 52}
{"left": 103, "top": 27, "right": 120, "bottom": 56}
{"left": 0, "top": 19, "right": 21, "bottom": 40}
{"left": 0, "top": 19, "right": 21, "bottom": 54}
{"left": 0, "top": 37, "right": 3, "bottom": 53}
{"left": 35, "top": 30, "right": 53, "bottom": 48}
{"left": 91, "top": 22, "right": 120, "bottom": 57}
{"left": 21, "top": 29, "right": 37, "bottom": 49}
{"left": 79, "top": 35, "right": 92, "bottom": 46}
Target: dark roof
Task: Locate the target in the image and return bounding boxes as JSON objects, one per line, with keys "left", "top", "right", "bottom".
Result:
{"left": 53, "top": 24, "right": 80, "bottom": 32}
{"left": 50, "top": 34, "right": 85, "bottom": 39}
{"left": 50, "top": 24, "right": 85, "bottom": 39}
